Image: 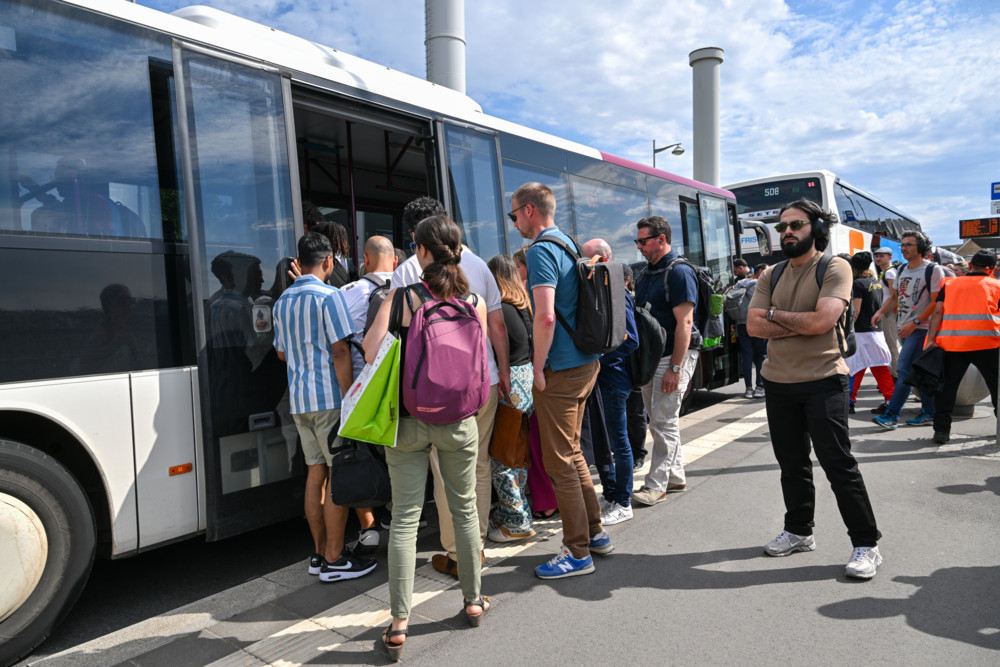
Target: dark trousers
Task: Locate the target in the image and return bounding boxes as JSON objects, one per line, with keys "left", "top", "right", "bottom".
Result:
{"left": 933, "top": 347, "right": 999, "bottom": 435}
{"left": 737, "top": 323, "right": 767, "bottom": 389}
{"left": 626, "top": 389, "right": 648, "bottom": 460}
{"left": 763, "top": 375, "right": 881, "bottom": 547}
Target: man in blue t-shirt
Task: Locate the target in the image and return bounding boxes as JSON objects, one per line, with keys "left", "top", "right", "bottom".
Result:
{"left": 511, "top": 182, "right": 613, "bottom": 579}
{"left": 631, "top": 215, "right": 700, "bottom": 506}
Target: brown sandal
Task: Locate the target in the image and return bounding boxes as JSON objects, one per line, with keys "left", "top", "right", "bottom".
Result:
{"left": 381, "top": 625, "right": 407, "bottom": 661}
{"left": 464, "top": 596, "right": 491, "bottom": 627}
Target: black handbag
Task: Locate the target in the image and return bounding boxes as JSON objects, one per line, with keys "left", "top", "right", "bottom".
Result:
{"left": 327, "top": 426, "right": 392, "bottom": 508}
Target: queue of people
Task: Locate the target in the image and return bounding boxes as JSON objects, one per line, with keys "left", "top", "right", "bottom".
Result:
{"left": 270, "top": 188, "right": 998, "bottom": 661}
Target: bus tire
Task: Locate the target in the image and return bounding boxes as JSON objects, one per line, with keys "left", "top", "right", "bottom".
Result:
{"left": 0, "top": 440, "right": 96, "bottom": 665}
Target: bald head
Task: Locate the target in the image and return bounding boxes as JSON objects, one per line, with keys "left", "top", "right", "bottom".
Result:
{"left": 582, "top": 238, "right": 612, "bottom": 260}
{"left": 363, "top": 235, "right": 397, "bottom": 274}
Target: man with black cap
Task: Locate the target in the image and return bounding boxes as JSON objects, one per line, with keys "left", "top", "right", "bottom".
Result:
{"left": 925, "top": 249, "right": 1000, "bottom": 444}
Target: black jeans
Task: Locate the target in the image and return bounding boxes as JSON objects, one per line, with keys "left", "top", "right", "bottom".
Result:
{"left": 764, "top": 375, "right": 881, "bottom": 547}
{"left": 626, "top": 389, "right": 648, "bottom": 460}
{"left": 933, "top": 347, "right": 999, "bottom": 435}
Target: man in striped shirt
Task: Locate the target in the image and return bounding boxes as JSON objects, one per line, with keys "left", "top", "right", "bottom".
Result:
{"left": 273, "top": 232, "right": 377, "bottom": 582}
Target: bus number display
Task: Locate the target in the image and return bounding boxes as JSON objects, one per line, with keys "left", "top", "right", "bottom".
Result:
{"left": 959, "top": 217, "right": 999, "bottom": 239}
{"left": 764, "top": 187, "right": 779, "bottom": 197}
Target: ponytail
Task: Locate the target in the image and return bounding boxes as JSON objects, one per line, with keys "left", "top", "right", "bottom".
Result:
{"left": 413, "top": 214, "right": 469, "bottom": 299}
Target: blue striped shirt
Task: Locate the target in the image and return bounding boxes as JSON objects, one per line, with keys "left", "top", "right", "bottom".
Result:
{"left": 273, "top": 275, "right": 356, "bottom": 414}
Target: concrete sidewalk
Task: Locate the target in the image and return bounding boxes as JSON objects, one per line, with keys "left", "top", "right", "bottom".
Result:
{"left": 35, "top": 384, "right": 1000, "bottom": 666}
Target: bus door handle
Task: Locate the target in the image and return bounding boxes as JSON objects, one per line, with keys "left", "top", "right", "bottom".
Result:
{"left": 248, "top": 412, "right": 275, "bottom": 431}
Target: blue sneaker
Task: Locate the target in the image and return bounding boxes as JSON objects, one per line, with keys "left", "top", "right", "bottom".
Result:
{"left": 589, "top": 530, "right": 615, "bottom": 555}
{"left": 905, "top": 410, "right": 934, "bottom": 426}
{"left": 872, "top": 414, "right": 899, "bottom": 430}
{"left": 534, "top": 546, "right": 595, "bottom": 579}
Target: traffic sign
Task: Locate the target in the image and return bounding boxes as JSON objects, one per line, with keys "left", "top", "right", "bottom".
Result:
{"left": 993, "top": 200, "right": 1000, "bottom": 216}
{"left": 993, "top": 182, "right": 1000, "bottom": 200}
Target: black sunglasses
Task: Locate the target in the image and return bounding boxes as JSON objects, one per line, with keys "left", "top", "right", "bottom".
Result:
{"left": 508, "top": 204, "right": 527, "bottom": 223}
{"left": 775, "top": 220, "right": 809, "bottom": 233}
{"left": 634, "top": 235, "right": 659, "bottom": 247}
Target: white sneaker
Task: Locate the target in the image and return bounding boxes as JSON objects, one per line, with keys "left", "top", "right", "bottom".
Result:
{"left": 352, "top": 528, "right": 379, "bottom": 556}
{"left": 601, "top": 501, "right": 633, "bottom": 526}
{"left": 763, "top": 530, "right": 816, "bottom": 557}
{"left": 598, "top": 496, "right": 613, "bottom": 513}
{"left": 844, "top": 545, "right": 882, "bottom": 579}
{"left": 753, "top": 386, "right": 765, "bottom": 399}
{"left": 487, "top": 523, "right": 533, "bottom": 543}
{"left": 743, "top": 388, "right": 754, "bottom": 399}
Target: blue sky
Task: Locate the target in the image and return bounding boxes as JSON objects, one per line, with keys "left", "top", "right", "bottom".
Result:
{"left": 140, "top": 0, "right": 1000, "bottom": 247}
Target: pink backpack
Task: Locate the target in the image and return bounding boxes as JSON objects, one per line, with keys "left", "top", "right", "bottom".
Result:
{"left": 389, "top": 283, "right": 490, "bottom": 424}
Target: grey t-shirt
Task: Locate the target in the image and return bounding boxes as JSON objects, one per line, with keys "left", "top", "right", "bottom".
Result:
{"left": 895, "top": 261, "right": 945, "bottom": 329}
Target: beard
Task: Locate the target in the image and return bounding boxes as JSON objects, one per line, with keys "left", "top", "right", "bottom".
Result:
{"left": 782, "top": 231, "right": 815, "bottom": 258}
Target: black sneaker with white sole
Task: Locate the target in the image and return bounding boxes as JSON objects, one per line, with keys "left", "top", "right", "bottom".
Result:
{"left": 319, "top": 547, "right": 377, "bottom": 582}
{"left": 308, "top": 552, "right": 324, "bottom": 576}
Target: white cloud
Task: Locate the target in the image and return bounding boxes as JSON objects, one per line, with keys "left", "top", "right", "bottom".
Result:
{"left": 142, "top": 0, "right": 999, "bottom": 245}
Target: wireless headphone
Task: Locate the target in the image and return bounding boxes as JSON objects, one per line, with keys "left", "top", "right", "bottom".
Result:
{"left": 906, "top": 232, "right": 931, "bottom": 255}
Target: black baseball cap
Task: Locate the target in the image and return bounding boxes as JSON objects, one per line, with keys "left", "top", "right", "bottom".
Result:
{"left": 970, "top": 249, "right": 997, "bottom": 269}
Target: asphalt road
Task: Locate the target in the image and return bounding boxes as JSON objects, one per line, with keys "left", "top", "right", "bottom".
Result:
{"left": 19, "top": 387, "right": 736, "bottom": 664}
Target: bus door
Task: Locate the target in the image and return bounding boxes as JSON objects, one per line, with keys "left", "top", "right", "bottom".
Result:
{"left": 436, "top": 121, "right": 507, "bottom": 258}
{"left": 173, "top": 44, "right": 302, "bottom": 540}
{"left": 293, "top": 91, "right": 435, "bottom": 263}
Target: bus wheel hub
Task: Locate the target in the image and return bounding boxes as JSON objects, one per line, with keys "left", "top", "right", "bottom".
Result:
{"left": 0, "top": 493, "right": 48, "bottom": 622}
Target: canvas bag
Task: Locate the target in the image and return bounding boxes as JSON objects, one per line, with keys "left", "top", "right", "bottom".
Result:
{"left": 489, "top": 403, "right": 530, "bottom": 469}
{"left": 339, "top": 332, "right": 400, "bottom": 447}
{"left": 626, "top": 302, "right": 668, "bottom": 390}
{"left": 390, "top": 283, "right": 490, "bottom": 425}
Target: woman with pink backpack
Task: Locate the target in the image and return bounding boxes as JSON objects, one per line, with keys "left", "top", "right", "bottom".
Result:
{"left": 363, "top": 214, "right": 491, "bottom": 661}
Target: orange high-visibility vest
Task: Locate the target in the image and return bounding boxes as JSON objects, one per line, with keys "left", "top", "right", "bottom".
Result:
{"left": 936, "top": 274, "right": 1000, "bottom": 352}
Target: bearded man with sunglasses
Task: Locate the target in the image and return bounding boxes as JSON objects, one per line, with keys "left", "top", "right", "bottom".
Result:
{"left": 747, "top": 199, "right": 883, "bottom": 580}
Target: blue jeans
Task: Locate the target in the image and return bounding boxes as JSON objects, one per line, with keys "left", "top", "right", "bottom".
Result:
{"left": 885, "top": 329, "right": 934, "bottom": 418}
{"left": 598, "top": 382, "right": 633, "bottom": 506}
{"left": 737, "top": 323, "right": 766, "bottom": 389}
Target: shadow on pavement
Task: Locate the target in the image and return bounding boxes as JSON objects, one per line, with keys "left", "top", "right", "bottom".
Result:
{"left": 937, "top": 476, "right": 1000, "bottom": 497}
{"left": 817, "top": 566, "right": 1000, "bottom": 650}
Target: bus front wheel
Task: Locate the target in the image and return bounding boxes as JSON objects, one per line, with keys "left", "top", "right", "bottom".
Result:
{"left": 0, "top": 440, "right": 96, "bottom": 664}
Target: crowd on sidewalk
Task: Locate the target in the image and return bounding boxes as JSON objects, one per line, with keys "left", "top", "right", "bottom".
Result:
{"left": 269, "top": 188, "right": 999, "bottom": 661}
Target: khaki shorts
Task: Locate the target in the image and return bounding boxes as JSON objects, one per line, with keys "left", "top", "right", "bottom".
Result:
{"left": 292, "top": 408, "right": 342, "bottom": 467}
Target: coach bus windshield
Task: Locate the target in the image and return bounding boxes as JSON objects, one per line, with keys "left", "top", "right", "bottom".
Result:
{"left": 731, "top": 177, "right": 822, "bottom": 217}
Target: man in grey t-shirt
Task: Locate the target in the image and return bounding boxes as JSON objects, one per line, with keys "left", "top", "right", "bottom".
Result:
{"left": 872, "top": 231, "right": 945, "bottom": 429}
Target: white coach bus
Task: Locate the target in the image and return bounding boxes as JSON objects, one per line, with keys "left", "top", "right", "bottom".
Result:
{"left": 0, "top": 1, "right": 746, "bottom": 658}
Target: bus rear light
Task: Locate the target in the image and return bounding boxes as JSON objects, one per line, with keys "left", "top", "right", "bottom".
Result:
{"left": 169, "top": 463, "right": 193, "bottom": 476}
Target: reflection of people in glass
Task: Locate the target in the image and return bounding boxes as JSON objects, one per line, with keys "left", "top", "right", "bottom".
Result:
{"left": 23, "top": 157, "right": 145, "bottom": 236}
{"left": 208, "top": 250, "right": 261, "bottom": 434}
{"left": 77, "top": 283, "right": 142, "bottom": 375}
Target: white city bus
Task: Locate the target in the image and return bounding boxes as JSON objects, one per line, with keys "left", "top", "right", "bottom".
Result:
{"left": 0, "top": 0, "right": 745, "bottom": 658}
{"left": 725, "top": 170, "right": 923, "bottom": 265}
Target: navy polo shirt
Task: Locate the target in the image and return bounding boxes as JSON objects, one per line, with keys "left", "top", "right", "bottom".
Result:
{"left": 634, "top": 249, "right": 699, "bottom": 350}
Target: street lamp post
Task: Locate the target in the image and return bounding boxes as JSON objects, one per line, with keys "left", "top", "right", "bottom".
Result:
{"left": 653, "top": 140, "right": 684, "bottom": 168}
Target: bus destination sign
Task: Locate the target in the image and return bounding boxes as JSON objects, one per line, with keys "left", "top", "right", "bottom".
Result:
{"left": 959, "top": 217, "right": 1000, "bottom": 239}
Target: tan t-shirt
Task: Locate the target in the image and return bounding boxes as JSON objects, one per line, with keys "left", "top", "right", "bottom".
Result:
{"left": 750, "top": 252, "right": 851, "bottom": 383}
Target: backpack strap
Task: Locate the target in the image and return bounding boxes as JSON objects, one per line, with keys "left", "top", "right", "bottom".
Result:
{"left": 388, "top": 287, "right": 407, "bottom": 336}
{"left": 530, "top": 234, "right": 582, "bottom": 336}
{"left": 917, "top": 263, "right": 935, "bottom": 300}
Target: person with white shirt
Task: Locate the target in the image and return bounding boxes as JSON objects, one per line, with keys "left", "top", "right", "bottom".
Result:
{"left": 339, "top": 235, "right": 397, "bottom": 379}
{"left": 390, "top": 197, "right": 510, "bottom": 578}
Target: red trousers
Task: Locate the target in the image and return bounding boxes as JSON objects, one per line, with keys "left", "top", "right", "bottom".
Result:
{"left": 850, "top": 366, "right": 895, "bottom": 403}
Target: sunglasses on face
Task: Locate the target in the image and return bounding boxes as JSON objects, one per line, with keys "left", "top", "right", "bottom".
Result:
{"left": 634, "top": 235, "right": 659, "bottom": 247}
{"left": 775, "top": 220, "right": 809, "bottom": 233}
{"left": 508, "top": 204, "right": 527, "bottom": 223}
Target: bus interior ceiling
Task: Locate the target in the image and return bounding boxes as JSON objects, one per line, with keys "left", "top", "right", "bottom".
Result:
{"left": 293, "top": 103, "right": 430, "bottom": 261}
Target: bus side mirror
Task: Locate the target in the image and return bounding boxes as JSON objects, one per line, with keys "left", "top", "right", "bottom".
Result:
{"left": 755, "top": 226, "right": 771, "bottom": 257}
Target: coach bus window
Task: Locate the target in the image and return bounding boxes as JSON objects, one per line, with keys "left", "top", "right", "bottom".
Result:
{"left": 679, "top": 199, "right": 705, "bottom": 268}
{"left": 569, "top": 176, "right": 648, "bottom": 262}
{"left": 0, "top": 0, "right": 166, "bottom": 239}
{"left": 501, "top": 160, "right": 570, "bottom": 253}
{"left": 443, "top": 124, "right": 505, "bottom": 257}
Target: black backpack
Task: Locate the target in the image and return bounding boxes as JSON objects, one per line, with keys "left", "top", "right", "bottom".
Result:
{"left": 770, "top": 255, "right": 856, "bottom": 358}
{"left": 362, "top": 275, "right": 392, "bottom": 336}
{"left": 531, "top": 235, "right": 627, "bottom": 355}
{"left": 638, "top": 257, "right": 723, "bottom": 351}
{"left": 626, "top": 302, "right": 668, "bottom": 389}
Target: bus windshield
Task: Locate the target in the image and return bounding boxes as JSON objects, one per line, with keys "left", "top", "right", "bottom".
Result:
{"left": 731, "top": 177, "right": 822, "bottom": 216}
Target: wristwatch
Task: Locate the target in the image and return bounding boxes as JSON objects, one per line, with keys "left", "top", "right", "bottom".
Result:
{"left": 914, "top": 317, "right": 921, "bottom": 325}
{"left": 766, "top": 306, "right": 777, "bottom": 321}
{"left": 670, "top": 364, "right": 682, "bottom": 373}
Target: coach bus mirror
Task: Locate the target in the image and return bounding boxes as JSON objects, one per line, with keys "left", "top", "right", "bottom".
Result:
{"left": 753, "top": 225, "right": 772, "bottom": 256}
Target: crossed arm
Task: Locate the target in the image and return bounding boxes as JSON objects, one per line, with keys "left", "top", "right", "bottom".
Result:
{"left": 746, "top": 296, "right": 847, "bottom": 340}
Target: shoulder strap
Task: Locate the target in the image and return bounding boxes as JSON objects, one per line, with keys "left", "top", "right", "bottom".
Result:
{"left": 814, "top": 254, "right": 832, "bottom": 287}
{"left": 362, "top": 275, "right": 384, "bottom": 289}
{"left": 532, "top": 233, "right": 582, "bottom": 259}
{"left": 388, "top": 287, "right": 406, "bottom": 335}
{"left": 769, "top": 260, "right": 790, "bottom": 291}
